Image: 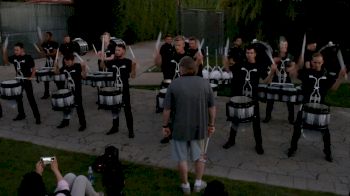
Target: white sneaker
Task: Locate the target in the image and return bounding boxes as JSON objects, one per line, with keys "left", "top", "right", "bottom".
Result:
{"left": 194, "top": 181, "right": 207, "bottom": 193}
{"left": 181, "top": 184, "right": 191, "bottom": 195}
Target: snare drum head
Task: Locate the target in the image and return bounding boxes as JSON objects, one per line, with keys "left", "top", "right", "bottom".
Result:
{"left": 160, "top": 88, "right": 167, "bottom": 94}
{"left": 101, "top": 87, "right": 118, "bottom": 92}
{"left": 163, "top": 79, "right": 172, "bottom": 84}
{"left": 304, "top": 103, "right": 330, "bottom": 113}
{"left": 56, "top": 89, "right": 71, "bottom": 94}
{"left": 230, "top": 96, "right": 252, "bottom": 103}
{"left": 1, "top": 79, "right": 19, "bottom": 85}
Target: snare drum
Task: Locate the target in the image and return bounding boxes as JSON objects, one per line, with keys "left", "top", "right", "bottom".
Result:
{"left": 98, "top": 87, "right": 122, "bottom": 110}
{"left": 51, "top": 89, "right": 75, "bottom": 111}
{"left": 0, "top": 79, "right": 22, "bottom": 99}
{"left": 36, "top": 68, "right": 53, "bottom": 82}
{"left": 53, "top": 74, "right": 66, "bottom": 82}
{"left": 82, "top": 74, "right": 93, "bottom": 86}
{"left": 161, "top": 79, "right": 172, "bottom": 89}
{"left": 257, "top": 83, "right": 267, "bottom": 102}
{"left": 72, "top": 38, "right": 89, "bottom": 56}
{"left": 90, "top": 72, "right": 114, "bottom": 88}
{"left": 156, "top": 88, "right": 167, "bottom": 111}
{"left": 266, "top": 83, "right": 296, "bottom": 102}
{"left": 226, "top": 96, "right": 255, "bottom": 123}
{"left": 210, "top": 83, "right": 218, "bottom": 97}
{"left": 281, "top": 86, "right": 297, "bottom": 103}
{"left": 296, "top": 85, "right": 303, "bottom": 104}
{"left": 302, "top": 103, "right": 330, "bottom": 129}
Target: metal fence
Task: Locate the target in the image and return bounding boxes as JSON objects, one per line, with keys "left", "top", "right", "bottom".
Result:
{"left": 0, "top": 2, "right": 74, "bottom": 64}
{"left": 181, "top": 8, "right": 225, "bottom": 58}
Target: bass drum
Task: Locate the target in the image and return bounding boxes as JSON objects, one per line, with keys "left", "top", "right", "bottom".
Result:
{"left": 72, "top": 38, "right": 89, "bottom": 56}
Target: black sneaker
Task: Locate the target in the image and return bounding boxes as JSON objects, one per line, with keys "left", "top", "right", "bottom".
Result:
{"left": 262, "top": 116, "right": 271, "bottom": 123}
{"left": 129, "top": 132, "right": 135, "bottom": 138}
{"left": 78, "top": 125, "right": 86, "bottom": 132}
{"left": 13, "top": 114, "right": 26, "bottom": 121}
{"left": 35, "top": 118, "right": 41, "bottom": 124}
{"left": 222, "top": 140, "right": 235, "bottom": 149}
{"left": 323, "top": 149, "right": 333, "bottom": 162}
{"left": 57, "top": 119, "right": 69, "bottom": 128}
{"left": 106, "top": 127, "right": 118, "bottom": 135}
{"left": 255, "top": 145, "right": 264, "bottom": 155}
{"left": 287, "top": 148, "right": 296, "bottom": 157}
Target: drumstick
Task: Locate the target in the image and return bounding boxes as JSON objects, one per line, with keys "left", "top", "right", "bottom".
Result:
{"left": 55, "top": 47, "right": 59, "bottom": 64}
{"left": 198, "top": 39, "right": 204, "bottom": 56}
{"left": 3, "top": 36, "right": 9, "bottom": 51}
{"left": 15, "top": 76, "right": 34, "bottom": 80}
{"left": 155, "top": 31, "right": 162, "bottom": 51}
{"left": 73, "top": 52, "right": 84, "bottom": 62}
{"left": 128, "top": 46, "right": 136, "bottom": 59}
{"left": 337, "top": 49, "right": 348, "bottom": 80}
{"left": 33, "top": 43, "right": 41, "bottom": 53}
{"left": 92, "top": 44, "right": 98, "bottom": 55}
{"left": 224, "top": 37, "right": 229, "bottom": 56}
{"left": 37, "top": 26, "right": 43, "bottom": 42}
{"left": 204, "top": 137, "right": 210, "bottom": 154}
{"left": 301, "top": 33, "right": 306, "bottom": 59}
{"left": 101, "top": 36, "right": 105, "bottom": 60}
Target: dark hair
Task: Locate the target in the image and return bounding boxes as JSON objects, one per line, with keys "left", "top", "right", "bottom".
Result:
{"left": 116, "top": 44, "right": 126, "bottom": 50}
{"left": 245, "top": 44, "right": 256, "bottom": 51}
{"left": 46, "top": 32, "right": 53, "bottom": 37}
{"left": 164, "top": 34, "right": 172, "bottom": 39}
{"left": 188, "top": 36, "right": 197, "bottom": 41}
{"left": 18, "top": 172, "right": 46, "bottom": 196}
{"left": 179, "top": 56, "right": 197, "bottom": 75}
{"left": 64, "top": 53, "right": 75, "bottom": 61}
{"left": 14, "top": 42, "right": 24, "bottom": 49}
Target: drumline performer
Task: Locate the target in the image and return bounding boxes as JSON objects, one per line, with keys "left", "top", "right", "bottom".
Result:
{"left": 40, "top": 32, "right": 59, "bottom": 99}
{"left": 263, "top": 36, "right": 296, "bottom": 124}
{"left": 222, "top": 44, "right": 277, "bottom": 154}
{"left": 155, "top": 34, "right": 175, "bottom": 81}
{"left": 56, "top": 34, "right": 76, "bottom": 89}
{"left": 103, "top": 43, "right": 136, "bottom": 138}
{"left": 287, "top": 52, "right": 346, "bottom": 162}
{"left": 53, "top": 53, "right": 87, "bottom": 131}
{"left": 2, "top": 42, "right": 41, "bottom": 124}
{"left": 97, "top": 32, "right": 116, "bottom": 71}
{"left": 187, "top": 36, "right": 205, "bottom": 77}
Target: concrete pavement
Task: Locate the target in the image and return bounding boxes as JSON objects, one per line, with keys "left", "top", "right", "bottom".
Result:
{"left": 0, "top": 40, "right": 349, "bottom": 195}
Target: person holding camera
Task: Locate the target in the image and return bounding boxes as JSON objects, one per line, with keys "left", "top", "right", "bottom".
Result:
{"left": 18, "top": 156, "right": 103, "bottom": 196}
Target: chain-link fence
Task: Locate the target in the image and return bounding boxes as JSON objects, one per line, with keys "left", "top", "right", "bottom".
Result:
{"left": 0, "top": 2, "right": 73, "bottom": 65}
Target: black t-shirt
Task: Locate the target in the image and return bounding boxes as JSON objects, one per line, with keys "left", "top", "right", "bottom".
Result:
{"left": 41, "top": 40, "right": 59, "bottom": 57}
{"left": 230, "top": 62, "right": 268, "bottom": 98}
{"left": 9, "top": 54, "right": 35, "bottom": 77}
{"left": 98, "top": 40, "right": 116, "bottom": 65}
{"left": 59, "top": 42, "right": 75, "bottom": 57}
{"left": 187, "top": 48, "right": 205, "bottom": 76}
{"left": 60, "top": 63, "right": 82, "bottom": 92}
{"left": 298, "top": 68, "right": 337, "bottom": 104}
{"left": 271, "top": 51, "right": 294, "bottom": 83}
{"left": 107, "top": 58, "right": 132, "bottom": 85}
{"left": 160, "top": 43, "right": 174, "bottom": 69}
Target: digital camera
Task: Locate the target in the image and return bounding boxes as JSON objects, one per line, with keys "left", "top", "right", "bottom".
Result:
{"left": 41, "top": 156, "right": 55, "bottom": 165}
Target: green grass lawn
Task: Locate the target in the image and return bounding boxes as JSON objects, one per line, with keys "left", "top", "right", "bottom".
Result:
{"left": 0, "top": 138, "right": 337, "bottom": 196}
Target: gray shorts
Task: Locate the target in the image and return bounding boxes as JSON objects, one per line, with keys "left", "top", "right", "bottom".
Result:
{"left": 171, "top": 139, "right": 204, "bottom": 162}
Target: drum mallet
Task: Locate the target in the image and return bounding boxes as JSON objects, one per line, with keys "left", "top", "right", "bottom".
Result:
{"left": 2, "top": 35, "right": 9, "bottom": 51}
{"left": 37, "top": 26, "right": 43, "bottom": 43}
{"left": 337, "top": 49, "right": 348, "bottom": 80}
{"left": 92, "top": 44, "right": 98, "bottom": 55}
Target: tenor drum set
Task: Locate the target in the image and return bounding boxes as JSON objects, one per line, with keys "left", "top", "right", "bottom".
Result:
{"left": 72, "top": 38, "right": 89, "bottom": 56}
{"left": 0, "top": 79, "right": 22, "bottom": 100}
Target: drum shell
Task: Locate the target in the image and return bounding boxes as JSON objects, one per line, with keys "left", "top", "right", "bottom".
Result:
{"left": 161, "top": 79, "right": 172, "bottom": 89}
{"left": 210, "top": 83, "right": 218, "bottom": 97}
{"left": 51, "top": 89, "right": 75, "bottom": 111}
{"left": 257, "top": 83, "right": 267, "bottom": 102}
{"left": 156, "top": 88, "right": 167, "bottom": 109}
{"left": 302, "top": 103, "right": 330, "bottom": 129}
{"left": 0, "top": 79, "right": 22, "bottom": 99}
{"left": 53, "top": 74, "right": 66, "bottom": 82}
{"left": 226, "top": 96, "right": 254, "bottom": 123}
{"left": 36, "top": 69, "right": 53, "bottom": 82}
{"left": 281, "top": 87, "right": 297, "bottom": 103}
{"left": 91, "top": 72, "right": 113, "bottom": 88}
{"left": 72, "top": 38, "right": 89, "bottom": 56}
{"left": 98, "top": 87, "right": 122, "bottom": 109}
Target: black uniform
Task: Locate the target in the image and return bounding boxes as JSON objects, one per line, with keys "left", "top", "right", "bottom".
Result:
{"left": 98, "top": 40, "right": 116, "bottom": 71}
{"left": 288, "top": 67, "right": 337, "bottom": 161}
{"left": 223, "top": 61, "right": 269, "bottom": 154}
{"left": 57, "top": 63, "right": 86, "bottom": 130}
{"left": 9, "top": 54, "right": 41, "bottom": 123}
{"left": 171, "top": 51, "right": 190, "bottom": 79}
{"left": 159, "top": 43, "right": 175, "bottom": 80}
{"left": 187, "top": 48, "right": 205, "bottom": 77}
{"left": 106, "top": 58, "right": 134, "bottom": 138}
{"left": 41, "top": 40, "right": 59, "bottom": 98}
{"left": 264, "top": 52, "right": 295, "bottom": 124}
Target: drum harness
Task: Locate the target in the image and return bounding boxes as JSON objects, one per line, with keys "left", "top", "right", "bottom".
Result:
{"left": 64, "top": 70, "right": 76, "bottom": 92}
{"left": 300, "top": 74, "right": 327, "bottom": 137}
{"left": 44, "top": 48, "right": 54, "bottom": 67}
{"left": 13, "top": 59, "right": 24, "bottom": 79}
{"left": 277, "top": 58, "right": 290, "bottom": 84}
{"left": 112, "top": 65, "right": 125, "bottom": 91}
{"left": 241, "top": 67, "right": 257, "bottom": 98}
{"left": 171, "top": 60, "right": 181, "bottom": 79}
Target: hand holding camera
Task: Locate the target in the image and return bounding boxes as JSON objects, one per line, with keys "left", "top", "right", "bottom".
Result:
{"left": 40, "top": 156, "right": 55, "bottom": 165}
